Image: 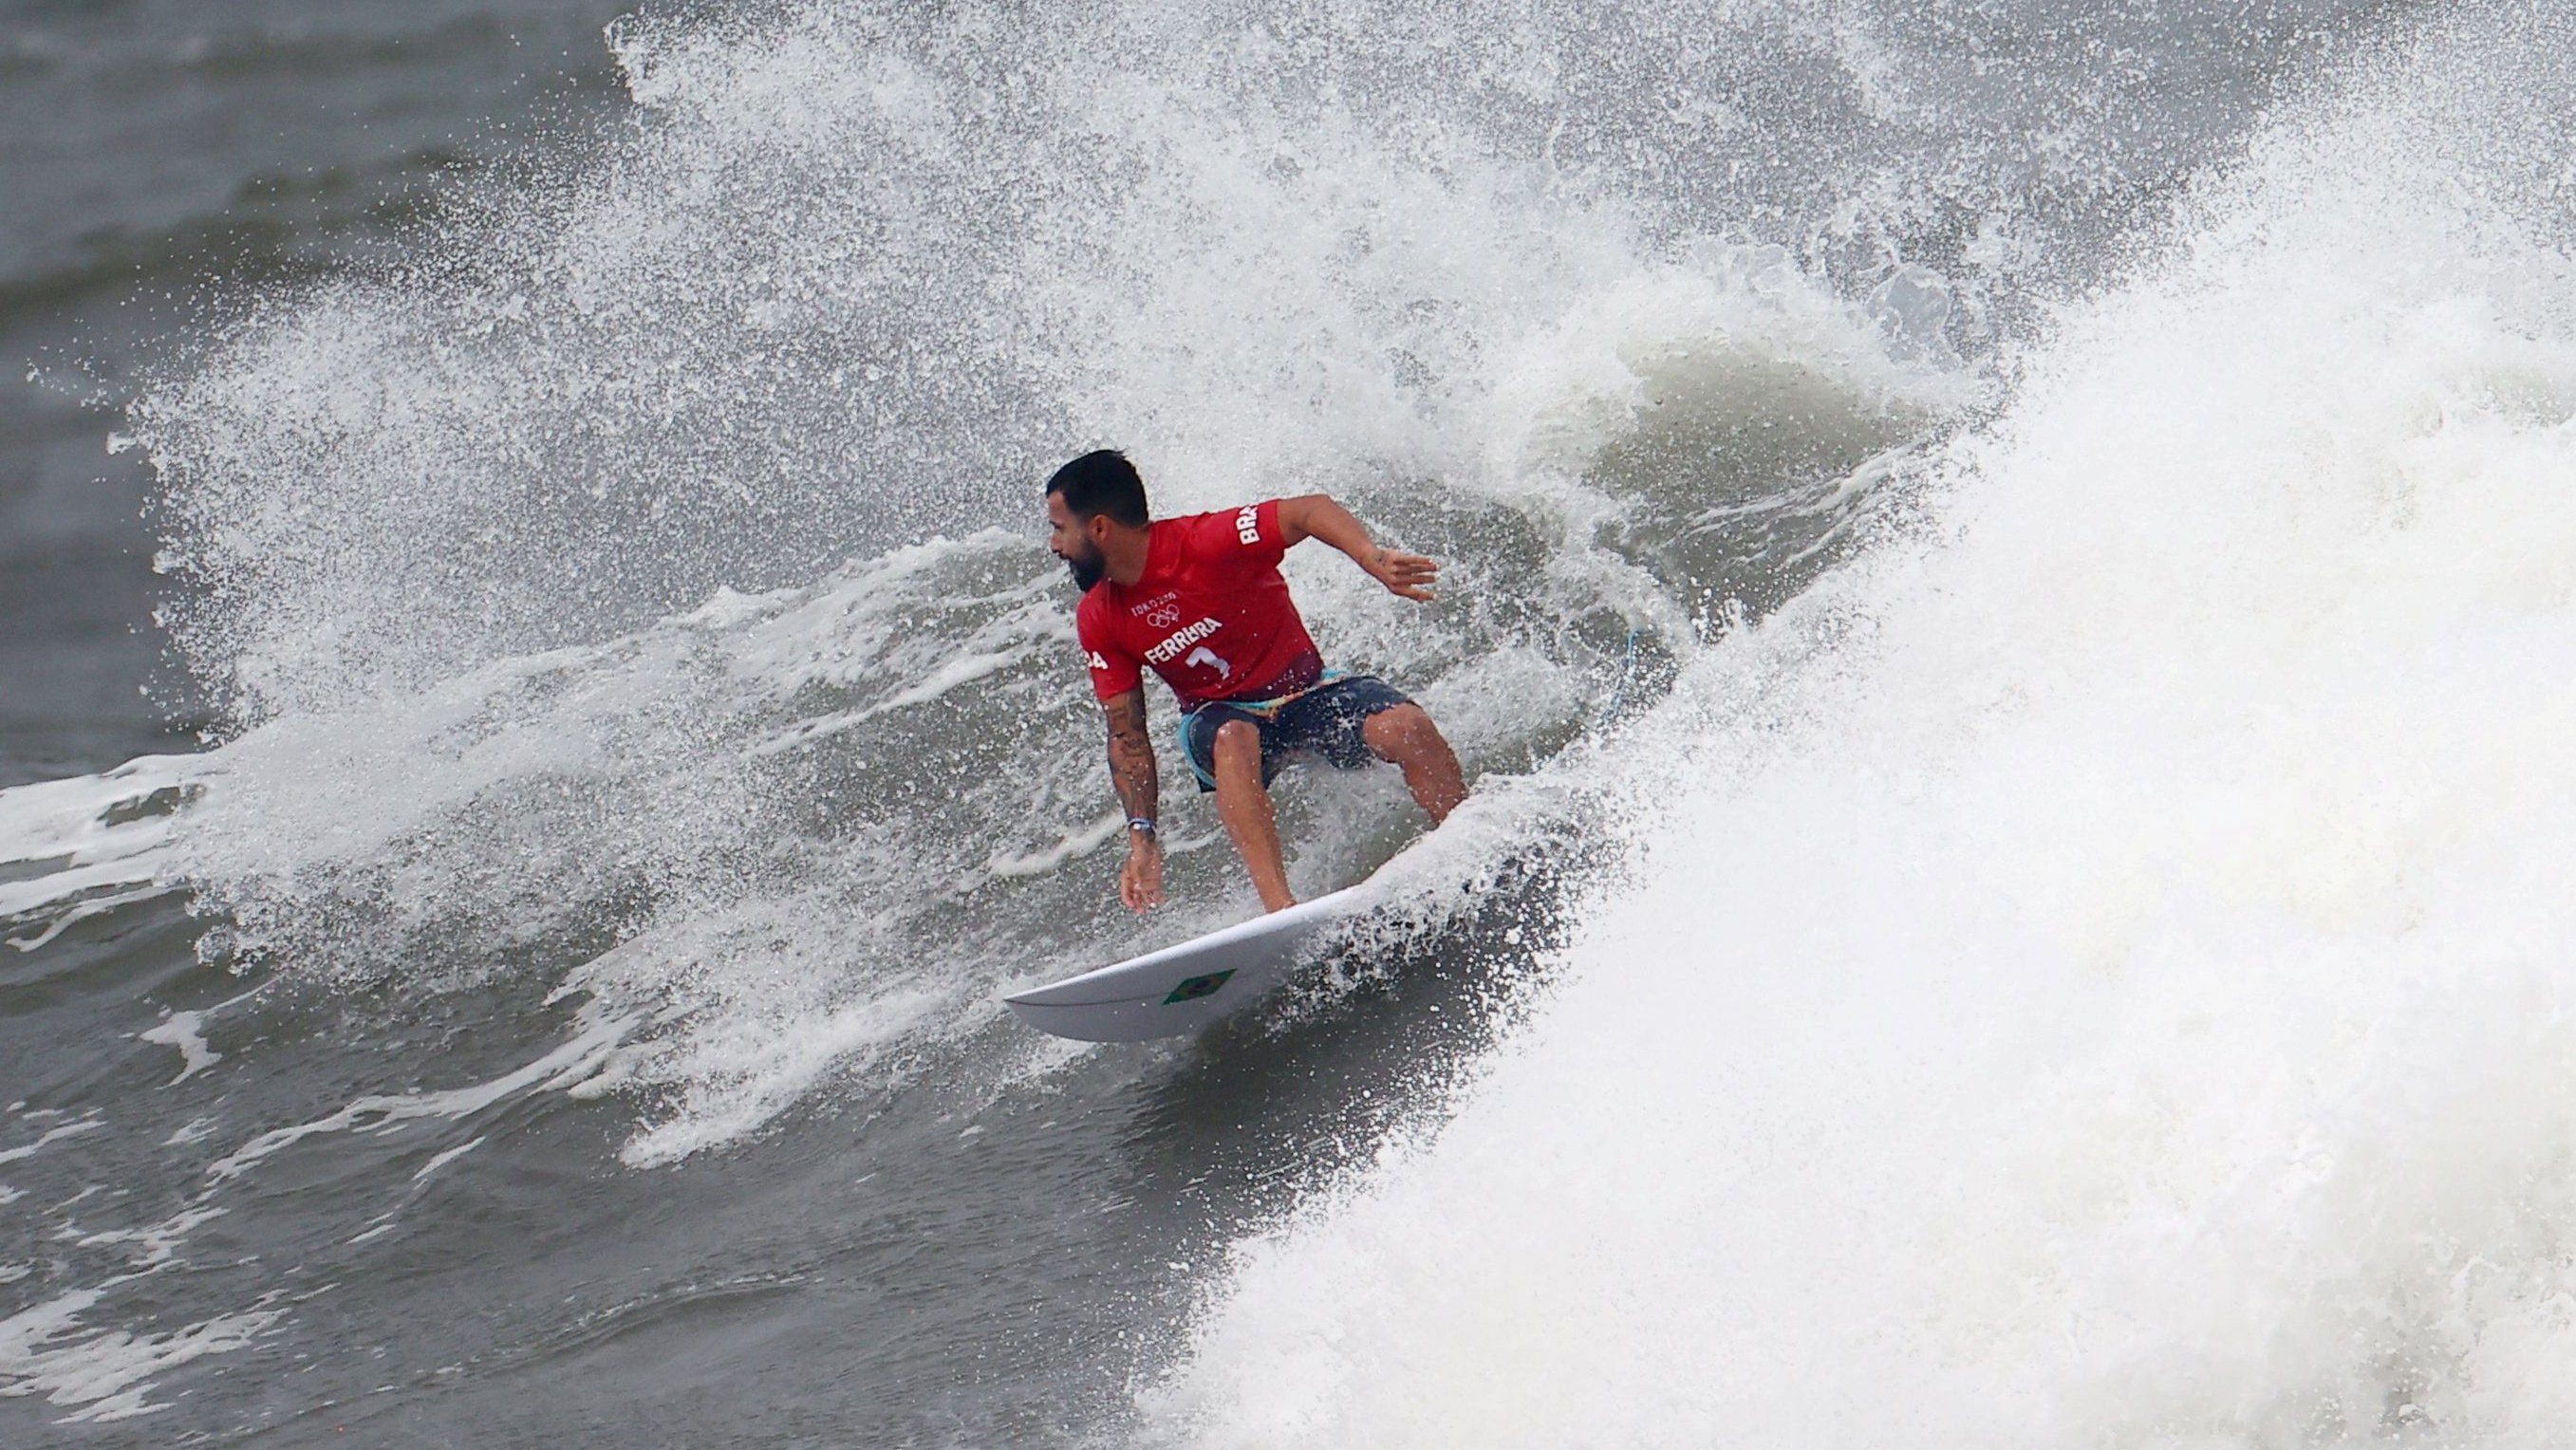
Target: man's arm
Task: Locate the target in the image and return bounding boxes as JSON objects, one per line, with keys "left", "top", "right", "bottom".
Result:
{"left": 1276, "top": 494, "right": 1440, "bottom": 601}
{"left": 1102, "top": 688, "right": 1164, "bottom": 912}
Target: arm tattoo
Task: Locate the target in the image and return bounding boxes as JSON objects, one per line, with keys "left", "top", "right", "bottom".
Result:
{"left": 1103, "top": 692, "right": 1159, "bottom": 825}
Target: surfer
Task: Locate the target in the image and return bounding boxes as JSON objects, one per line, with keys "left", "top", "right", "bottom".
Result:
{"left": 1046, "top": 449, "right": 1467, "bottom": 914}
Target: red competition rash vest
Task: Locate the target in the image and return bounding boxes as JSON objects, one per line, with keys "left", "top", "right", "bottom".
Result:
{"left": 1075, "top": 500, "right": 1325, "bottom": 712}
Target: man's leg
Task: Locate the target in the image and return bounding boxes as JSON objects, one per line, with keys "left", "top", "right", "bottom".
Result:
{"left": 1361, "top": 703, "right": 1466, "bottom": 824}
{"left": 1210, "top": 718, "right": 1297, "bottom": 911}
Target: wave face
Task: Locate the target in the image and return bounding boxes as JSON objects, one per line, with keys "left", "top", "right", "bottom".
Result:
{"left": 0, "top": 0, "right": 2506, "bottom": 1441}
{"left": 117, "top": 0, "right": 2003, "bottom": 1166}
{"left": 1149, "top": 8, "right": 2576, "bottom": 1446}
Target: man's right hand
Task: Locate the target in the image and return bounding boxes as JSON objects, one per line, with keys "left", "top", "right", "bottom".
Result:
{"left": 1120, "top": 835, "right": 1166, "bottom": 912}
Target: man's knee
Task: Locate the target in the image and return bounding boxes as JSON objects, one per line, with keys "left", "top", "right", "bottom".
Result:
{"left": 1212, "top": 718, "right": 1261, "bottom": 764}
{"left": 1362, "top": 703, "right": 1440, "bottom": 758}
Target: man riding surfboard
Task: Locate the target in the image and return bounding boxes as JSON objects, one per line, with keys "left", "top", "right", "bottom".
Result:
{"left": 1044, "top": 450, "right": 1467, "bottom": 914}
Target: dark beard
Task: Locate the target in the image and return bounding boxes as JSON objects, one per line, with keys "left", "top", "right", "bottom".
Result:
{"left": 1063, "top": 548, "right": 1106, "bottom": 592}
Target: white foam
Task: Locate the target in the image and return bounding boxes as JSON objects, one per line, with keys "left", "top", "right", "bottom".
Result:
{"left": 0, "top": 757, "right": 205, "bottom": 926}
{"left": 566, "top": 916, "right": 956, "bottom": 1168}
{"left": 0, "top": 1117, "right": 104, "bottom": 1168}
{"left": 1151, "top": 13, "right": 2576, "bottom": 1445}
{"left": 409, "top": 1135, "right": 486, "bottom": 1184}
{"left": 0, "top": 1288, "right": 287, "bottom": 1424}
{"left": 159, "top": 1118, "right": 219, "bottom": 1148}
{"left": 73, "top": 1205, "right": 228, "bottom": 1281}
{"left": 136, "top": 1012, "right": 220, "bottom": 1087}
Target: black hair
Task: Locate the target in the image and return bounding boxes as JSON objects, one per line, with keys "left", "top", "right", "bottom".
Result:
{"left": 1044, "top": 449, "right": 1149, "bottom": 527}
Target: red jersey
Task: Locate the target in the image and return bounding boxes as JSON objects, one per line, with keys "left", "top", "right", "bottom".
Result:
{"left": 1076, "top": 500, "right": 1324, "bottom": 712}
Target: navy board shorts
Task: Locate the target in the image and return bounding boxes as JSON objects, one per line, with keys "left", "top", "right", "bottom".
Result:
{"left": 1178, "top": 674, "right": 1415, "bottom": 791}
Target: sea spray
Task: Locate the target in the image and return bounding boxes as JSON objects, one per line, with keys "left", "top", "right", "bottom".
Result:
{"left": 1149, "top": 9, "right": 2576, "bottom": 1445}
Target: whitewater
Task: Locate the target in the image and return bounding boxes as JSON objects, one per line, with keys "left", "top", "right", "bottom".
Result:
{"left": 7, "top": 0, "right": 2575, "bottom": 1443}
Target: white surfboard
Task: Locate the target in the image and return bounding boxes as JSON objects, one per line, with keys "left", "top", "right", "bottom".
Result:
{"left": 1004, "top": 884, "right": 1374, "bottom": 1042}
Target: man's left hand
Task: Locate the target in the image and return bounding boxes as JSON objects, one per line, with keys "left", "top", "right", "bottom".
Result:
{"left": 1368, "top": 547, "right": 1440, "bottom": 602}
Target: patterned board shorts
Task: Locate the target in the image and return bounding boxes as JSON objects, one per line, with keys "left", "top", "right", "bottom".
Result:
{"left": 1177, "top": 674, "right": 1414, "bottom": 791}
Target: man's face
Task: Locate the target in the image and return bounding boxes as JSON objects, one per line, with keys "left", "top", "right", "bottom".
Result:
{"left": 1046, "top": 492, "right": 1107, "bottom": 591}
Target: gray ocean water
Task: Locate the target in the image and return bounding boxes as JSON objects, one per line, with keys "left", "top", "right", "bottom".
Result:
{"left": 14, "top": 1, "right": 2576, "bottom": 1444}
{"left": 1, "top": 0, "right": 633, "bottom": 786}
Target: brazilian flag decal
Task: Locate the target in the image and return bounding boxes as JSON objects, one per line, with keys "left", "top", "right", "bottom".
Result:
{"left": 1165, "top": 970, "right": 1236, "bottom": 1005}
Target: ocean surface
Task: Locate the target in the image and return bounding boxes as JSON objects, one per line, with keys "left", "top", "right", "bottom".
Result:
{"left": 9, "top": 0, "right": 2576, "bottom": 1443}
